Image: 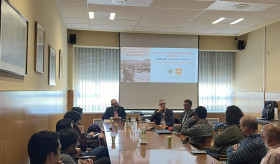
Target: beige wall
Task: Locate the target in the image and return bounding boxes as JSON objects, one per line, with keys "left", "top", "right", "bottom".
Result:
{"left": 199, "top": 35, "right": 238, "bottom": 51}
{"left": 266, "top": 21, "right": 280, "bottom": 92}
{"left": 234, "top": 21, "right": 280, "bottom": 114}
{"left": 0, "top": 0, "right": 68, "bottom": 91}
{"left": 235, "top": 28, "right": 265, "bottom": 92}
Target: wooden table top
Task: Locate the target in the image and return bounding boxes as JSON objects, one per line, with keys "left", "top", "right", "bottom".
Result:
{"left": 103, "top": 121, "right": 221, "bottom": 164}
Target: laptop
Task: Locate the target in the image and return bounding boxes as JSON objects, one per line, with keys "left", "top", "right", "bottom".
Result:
{"left": 155, "top": 129, "right": 172, "bottom": 134}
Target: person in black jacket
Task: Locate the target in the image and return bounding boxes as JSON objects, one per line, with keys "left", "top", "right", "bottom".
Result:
{"left": 150, "top": 99, "right": 174, "bottom": 128}
{"left": 102, "top": 99, "right": 127, "bottom": 120}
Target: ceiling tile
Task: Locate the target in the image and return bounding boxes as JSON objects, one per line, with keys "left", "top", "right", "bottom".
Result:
{"left": 90, "top": 19, "right": 138, "bottom": 26}
{"left": 134, "top": 26, "right": 177, "bottom": 33}
{"left": 150, "top": 0, "right": 214, "bottom": 9}
{"left": 208, "top": 1, "right": 275, "bottom": 11}
{"left": 137, "top": 21, "right": 185, "bottom": 27}
{"left": 141, "top": 15, "right": 191, "bottom": 22}
{"left": 66, "top": 23, "right": 90, "bottom": 29}
{"left": 56, "top": 3, "right": 88, "bottom": 18}
{"left": 220, "top": 0, "right": 280, "bottom": 5}
{"left": 88, "top": 0, "right": 153, "bottom": 7}
{"left": 64, "top": 17, "right": 89, "bottom": 24}
{"left": 145, "top": 8, "right": 203, "bottom": 17}
{"left": 90, "top": 24, "right": 135, "bottom": 31}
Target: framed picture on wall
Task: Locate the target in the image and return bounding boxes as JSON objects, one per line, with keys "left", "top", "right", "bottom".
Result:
{"left": 0, "top": 0, "right": 28, "bottom": 76}
{"left": 59, "top": 49, "right": 63, "bottom": 79}
{"left": 35, "top": 22, "right": 45, "bottom": 73}
{"left": 49, "top": 46, "right": 56, "bottom": 86}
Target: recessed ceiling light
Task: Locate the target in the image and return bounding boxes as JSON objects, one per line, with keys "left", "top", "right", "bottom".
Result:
{"left": 212, "top": 17, "right": 225, "bottom": 24}
{"left": 89, "top": 12, "right": 94, "bottom": 19}
{"left": 110, "top": 13, "right": 116, "bottom": 20}
{"left": 233, "top": 4, "right": 249, "bottom": 10}
{"left": 230, "top": 18, "right": 244, "bottom": 25}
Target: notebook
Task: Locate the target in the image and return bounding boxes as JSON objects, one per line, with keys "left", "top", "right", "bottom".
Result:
{"left": 155, "top": 129, "right": 172, "bottom": 134}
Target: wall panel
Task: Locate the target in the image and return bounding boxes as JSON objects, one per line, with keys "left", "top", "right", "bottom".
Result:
{"left": 0, "top": 91, "right": 66, "bottom": 164}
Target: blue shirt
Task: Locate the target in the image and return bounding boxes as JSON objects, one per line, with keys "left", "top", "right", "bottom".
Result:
{"left": 226, "top": 134, "right": 267, "bottom": 164}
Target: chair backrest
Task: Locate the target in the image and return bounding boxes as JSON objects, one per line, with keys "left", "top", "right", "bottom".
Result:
{"left": 197, "top": 135, "right": 213, "bottom": 150}
{"left": 126, "top": 113, "right": 140, "bottom": 120}
{"left": 202, "top": 135, "right": 213, "bottom": 148}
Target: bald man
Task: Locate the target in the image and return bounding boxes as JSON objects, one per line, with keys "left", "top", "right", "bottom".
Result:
{"left": 102, "top": 99, "right": 126, "bottom": 120}
{"left": 261, "top": 123, "right": 280, "bottom": 164}
{"left": 226, "top": 116, "right": 267, "bottom": 164}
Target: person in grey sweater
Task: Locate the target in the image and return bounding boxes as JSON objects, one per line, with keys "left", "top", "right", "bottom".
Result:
{"left": 178, "top": 106, "right": 213, "bottom": 146}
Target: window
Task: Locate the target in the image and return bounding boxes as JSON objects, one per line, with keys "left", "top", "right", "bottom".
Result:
{"left": 199, "top": 51, "right": 234, "bottom": 112}
{"left": 74, "top": 47, "right": 119, "bottom": 113}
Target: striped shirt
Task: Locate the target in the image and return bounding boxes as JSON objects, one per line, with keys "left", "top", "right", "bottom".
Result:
{"left": 226, "top": 134, "right": 267, "bottom": 164}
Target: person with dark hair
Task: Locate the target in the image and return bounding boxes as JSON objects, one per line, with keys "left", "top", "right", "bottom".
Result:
{"left": 59, "top": 129, "right": 93, "bottom": 164}
{"left": 64, "top": 111, "right": 110, "bottom": 161}
{"left": 56, "top": 118, "right": 74, "bottom": 132}
{"left": 177, "top": 106, "right": 213, "bottom": 146}
{"left": 173, "top": 99, "right": 196, "bottom": 133}
{"left": 28, "top": 131, "right": 62, "bottom": 164}
{"left": 206, "top": 105, "right": 245, "bottom": 156}
{"left": 64, "top": 111, "right": 87, "bottom": 152}
{"left": 71, "top": 107, "right": 83, "bottom": 115}
{"left": 150, "top": 99, "right": 174, "bottom": 128}
{"left": 102, "top": 99, "right": 126, "bottom": 120}
{"left": 226, "top": 116, "right": 267, "bottom": 164}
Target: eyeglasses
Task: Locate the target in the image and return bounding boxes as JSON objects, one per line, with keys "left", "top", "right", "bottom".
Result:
{"left": 159, "top": 103, "right": 166, "bottom": 105}
{"left": 111, "top": 103, "right": 118, "bottom": 106}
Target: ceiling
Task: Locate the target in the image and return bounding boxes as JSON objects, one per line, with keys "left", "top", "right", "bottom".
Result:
{"left": 54, "top": 0, "right": 280, "bottom": 36}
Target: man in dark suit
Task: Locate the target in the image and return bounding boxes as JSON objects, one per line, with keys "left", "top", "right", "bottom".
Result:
{"left": 150, "top": 99, "right": 174, "bottom": 128}
{"left": 102, "top": 99, "right": 127, "bottom": 120}
{"left": 173, "top": 99, "right": 196, "bottom": 133}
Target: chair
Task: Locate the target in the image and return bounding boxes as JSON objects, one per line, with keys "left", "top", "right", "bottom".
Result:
{"left": 197, "top": 135, "right": 213, "bottom": 150}
{"left": 126, "top": 113, "right": 140, "bottom": 120}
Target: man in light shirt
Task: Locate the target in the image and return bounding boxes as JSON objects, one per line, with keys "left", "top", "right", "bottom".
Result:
{"left": 150, "top": 99, "right": 174, "bottom": 129}
{"left": 261, "top": 123, "right": 280, "bottom": 164}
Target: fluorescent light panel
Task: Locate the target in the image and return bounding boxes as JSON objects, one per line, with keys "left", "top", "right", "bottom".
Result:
{"left": 89, "top": 12, "right": 94, "bottom": 19}
{"left": 212, "top": 17, "right": 225, "bottom": 24}
{"left": 110, "top": 13, "right": 116, "bottom": 20}
{"left": 230, "top": 18, "right": 244, "bottom": 25}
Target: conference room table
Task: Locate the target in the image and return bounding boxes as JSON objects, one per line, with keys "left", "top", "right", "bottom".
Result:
{"left": 103, "top": 121, "right": 221, "bottom": 164}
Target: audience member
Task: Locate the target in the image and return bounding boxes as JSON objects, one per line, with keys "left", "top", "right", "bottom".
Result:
{"left": 102, "top": 99, "right": 126, "bottom": 120}
{"left": 28, "top": 131, "right": 62, "bottom": 164}
{"left": 63, "top": 111, "right": 110, "bottom": 160}
{"left": 226, "top": 116, "right": 267, "bottom": 164}
{"left": 260, "top": 123, "right": 280, "bottom": 164}
{"left": 150, "top": 99, "right": 174, "bottom": 128}
{"left": 178, "top": 106, "right": 213, "bottom": 146}
{"left": 173, "top": 99, "right": 196, "bottom": 133}
{"left": 207, "top": 105, "right": 244, "bottom": 156}
{"left": 56, "top": 118, "right": 74, "bottom": 132}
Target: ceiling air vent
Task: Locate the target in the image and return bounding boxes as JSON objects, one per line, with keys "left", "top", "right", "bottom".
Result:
{"left": 111, "top": 0, "right": 127, "bottom": 4}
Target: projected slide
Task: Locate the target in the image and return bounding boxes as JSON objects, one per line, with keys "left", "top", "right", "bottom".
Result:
{"left": 121, "top": 47, "right": 198, "bottom": 83}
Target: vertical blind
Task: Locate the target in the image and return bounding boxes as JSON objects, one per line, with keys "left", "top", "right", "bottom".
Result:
{"left": 199, "top": 51, "right": 234, "bottom": 112}
{"left": 74, "top": 47, "right": 119, "bottom": 113}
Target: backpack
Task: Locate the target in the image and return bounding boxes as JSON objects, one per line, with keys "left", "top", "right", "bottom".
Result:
{"left": 262, "top": 101, "right": 278, "bottom": 120}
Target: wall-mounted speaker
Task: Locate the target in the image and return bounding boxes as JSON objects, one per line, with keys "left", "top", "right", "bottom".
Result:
{"left": 238, "top": 40, "right": 245, "bottom": 50}
{"left": 69, "top": 34, "right": 76, "bottom": 44}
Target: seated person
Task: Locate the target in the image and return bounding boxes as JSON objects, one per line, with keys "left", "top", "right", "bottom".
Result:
{"left": 178, "top": 106, "right": 213, "bottom": 147}
{"left": 150, "top": 99, "right": 174, "bottom": 128}
{"left": 28, "top": 131, "right": 62, "bottom": 164}
{"left": 173, "top": 99, "right": 196, "bottom": 133}
{"left": 226, "top": 116, "right": 267, "bottom": 164}
{"left": 56, "top": 118, "right": 74, "bottom": 132}
{"left": 102, "top": 99, "right": 126, "bottom": 120}
{"left": 261, "top": 123, "right": 280, "bottom": 164}
{"left": 62, "top": 113, "right": 110, "bottom": 160}
{"left": 59, "top": 129, "right": 110, "bottom": 164}
{"left": 206, "top": 105, "right": 245, "bottom": 156}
